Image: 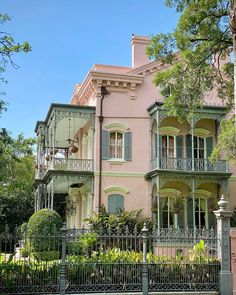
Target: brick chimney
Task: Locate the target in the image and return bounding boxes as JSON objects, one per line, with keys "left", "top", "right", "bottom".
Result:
{"left": 131, "top": 35, "right": 151, "bottom": 68}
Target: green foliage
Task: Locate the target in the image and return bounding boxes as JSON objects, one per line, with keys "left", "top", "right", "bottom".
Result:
{"left": 17, "top": 222, "right": 28, "bottom": 239}
{"left": 86, "top": 205, "right": 153, "bottom": 234}
{"left": 0, "top": 13, "right": 31, "bottom": 98}
{"left": 0, "top": 129, "right": 36, "bottom": 233}
{"left": 27, "top": 209, "right": 63, "bottom": 252}
{"left": 68, "top": 232, "right": 98, "bottom": 255}
{"left": 33, "top": 251, "right": 60, "bottom": 262}
{"left": 189, "top": 239, "right": 208, "bottom": 263}
{"left": 210, "top": 116, "right": 236, "bottom": 162}
{"left": 147, "top": 0, "right": 235, "bottom": 159}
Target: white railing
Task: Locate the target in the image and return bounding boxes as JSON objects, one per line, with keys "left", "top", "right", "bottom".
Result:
{"left": 46, "top": 158, "right": 94, "bottom": 173}
{"left": 151, "top": 157, "right": 228, "bottom": 173}
{"left": 35, "top": 168, "right": 45, "bottom": 180}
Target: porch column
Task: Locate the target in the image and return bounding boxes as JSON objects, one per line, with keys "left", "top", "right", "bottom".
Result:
{"left": 183, "top": 197, "right": 188, "bottom": 229}
{"left": 205, "top": 198, "right": 209, "bottom": 229}
{"left": 51, "top": 178, "right": 54, "bottom": 209}
{"left": 214, "top": 194, "right": 233, "bottom": 295}
{"left": 192, "top": 178, "right": 196, "bottom": 234}
{"left": 191, "top": 118, "right": 194, "bottom": 171}
{"left": 156, "top": 109, "right": 160, "bottom": 169}
{"left": 156, "top": 176, "right": 160, "bottom": 235}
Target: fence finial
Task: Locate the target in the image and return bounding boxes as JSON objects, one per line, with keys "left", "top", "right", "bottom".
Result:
{"left": 218, "top": 194, "right": 228, "bottom": 211}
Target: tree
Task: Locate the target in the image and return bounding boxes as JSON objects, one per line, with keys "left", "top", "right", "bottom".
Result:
{"left": 0, "top": 128, "right": 36, "bottom": 233}
{"left": 146, "top": 0, "right": 236, "bottom": 161}
{"left": 0, "top": 13, "right": 31, "bottom": 115}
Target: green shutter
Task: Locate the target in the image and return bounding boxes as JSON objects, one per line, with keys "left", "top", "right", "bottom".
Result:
{"left": 187, "top": 199, "right": 194, "bottom": 228}
{"left": 124, "top": 132, "right": 132, "bottom": 161}
{"left": 159, "top": 135, "right": 162, "bottom": 158}
{"left": 206, "top": 137, "right": 213, "bottom": 158}
{"left": 186, "top": 134, "right": 192, "bottom": 158}
{"left": 102, "top": 130, "right": 110, "bottom": 160}
{"left": 208, "top": 213, "right": 216, "bottom": 228}
{"left": 108, "top": 194, "right": 124, "bottom": 213}
{"left": 178, "top": 209, "right": 184, "bottom": 228}
{"left": 155, "top": 133, "right": 158, "bottom": 158}
{"left": 176, "top": 135, "right": 183, "bottom": 158}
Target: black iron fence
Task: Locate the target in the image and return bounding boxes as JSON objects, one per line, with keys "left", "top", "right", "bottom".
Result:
{"left": 0, "top": 225, "right": 220, "bottom": 294}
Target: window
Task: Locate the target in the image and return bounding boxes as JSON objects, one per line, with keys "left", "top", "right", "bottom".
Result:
{"left": 108, "top": 194, "right": 124, "bottom": 213}
{"left": 162, "top": 197, "right": 175, "bottom": 228}
{"left": 194, "top": 136, "right": 205, "bottom": 159}
{"left": 162, "top": 135, "right": 175, "bottom": 158}
{"left": 102, "top": 130, "right": 132, "bottom": 161}
{"left": 110, "top": 132, "right": 124, "bottom": 159}
{"left": 195, "top": 198, "right": 206, "bottom": 229}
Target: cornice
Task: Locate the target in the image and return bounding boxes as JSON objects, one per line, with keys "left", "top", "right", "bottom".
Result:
{"left": 71, "top": 70, "right": 145, "bottom": 104}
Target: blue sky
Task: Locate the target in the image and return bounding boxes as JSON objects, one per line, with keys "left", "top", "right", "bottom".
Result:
{"left": 1, "top": 0, "right": 179, "bottom": 138}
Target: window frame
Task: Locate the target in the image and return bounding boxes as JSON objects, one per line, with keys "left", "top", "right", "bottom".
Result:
{"left": 109, "top": 131, "right": 124, "bottom": 160}
{"left": 108, "top": 194, "right": 125, "bottom": 214}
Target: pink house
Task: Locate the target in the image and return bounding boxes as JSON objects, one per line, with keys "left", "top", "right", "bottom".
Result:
{"left": 34, "top": 35, "right": 236, "bottom": 231}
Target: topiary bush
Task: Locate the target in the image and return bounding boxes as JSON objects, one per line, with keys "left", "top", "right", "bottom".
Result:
{"left": 27, "top": 209, "right": 63, "bottom": 253}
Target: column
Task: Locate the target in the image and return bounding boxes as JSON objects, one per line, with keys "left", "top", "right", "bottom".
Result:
{"left": 183, "top": 198, "right": 188, "bottom": 229}
{"left": 156, "top": 110, "right": 160, "bottom": 169}
{"left": 214, "top": 194, "right": 233, "bottom": 295}
{"left": 191, "top": 118, "right": 194, "bottom": 171}
{"left": 192, "top": 178, "right": 196, "bottom": 234}
{"left": 156, "top": 176, "right": 160, "bottom": 235}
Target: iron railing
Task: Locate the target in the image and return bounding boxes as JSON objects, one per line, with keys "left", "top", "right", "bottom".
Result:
{"left": 151, "top": 157, "right": 228, "bottom": 173}
{"left": 0, "top": 226, "right": 220, "bottom": 294}
{"left": 45, "top": 158, "right": 94, "bottom": 174}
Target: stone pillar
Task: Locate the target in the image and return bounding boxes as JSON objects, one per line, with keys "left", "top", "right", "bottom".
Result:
{"left": 156, "top": 110, "right": 160, "bottom": 169}
{"left": 214, "top": 194, "right": 233, "bottom": 295}
{"left": 230, "top": 228, "right": 236, "bottom": 295}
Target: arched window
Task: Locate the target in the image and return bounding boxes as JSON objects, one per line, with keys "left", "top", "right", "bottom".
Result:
{"left": 161, "top": 197, "right": 175, "bottom": 228}
{"left": 195, "top": 198, "right": 206, "bottom": 229}
{"left": 110, "top": 132, "right": 123, "bottom": 159}
{"left": 108, "top": 194, "right": 124, "bottom": 213}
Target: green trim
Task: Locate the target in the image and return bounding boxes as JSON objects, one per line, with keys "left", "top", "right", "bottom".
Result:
{"left": 104, "top": 122, "right": 130, "bottom": 131}
{"left": 191, "top": 189, "right": 212, "bottom": 197}
{"left": 193, "top": 128, "right": 210, "bottom": 137}
{"left": 229, "top": 176, "right": 236, "bottom": 181}
{"left": 95, "top": 171, "right": 146, "bottom": 178}
{"left": 104, "top": 186, "right": 129, "bottom": 194}
{"left": 159, "top": 126, "right": 180, "bottom": 135}
{"left": 160, "top": 188, "right": 181, "bottom": 195}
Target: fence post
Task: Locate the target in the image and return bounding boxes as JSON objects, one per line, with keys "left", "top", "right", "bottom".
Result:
{"left": 142, "top": 223, "right": 149, "bottom": 295}
{"left": 60, "top": 222, "right": 67, "bottom": 295}
{"left": 214, "top": 194, "right": 233, "bottom": 295}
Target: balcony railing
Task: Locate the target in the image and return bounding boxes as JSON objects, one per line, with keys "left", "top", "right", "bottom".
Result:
{"left": 46, "top": 158, "right": 94, "bottom": 174}
{"left": 151, "top": 157, "right": 228, "bottom": 173}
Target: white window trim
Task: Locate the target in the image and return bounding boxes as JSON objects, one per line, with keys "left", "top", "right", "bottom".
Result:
{"left": 109, "top": 131, "right": 124, "bottom": 160}
{"left": 162, "top": 135, "right": 177, "bottom": 158}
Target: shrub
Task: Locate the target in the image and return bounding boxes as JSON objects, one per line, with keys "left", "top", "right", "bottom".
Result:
{"left": 27, "top": 209, "right": 63, "bottom": 252}
{"left": 86, "top": 205, "right": 153, "bottom": 234}
{"left": 17, "top": 222, "right": 28, "bottom": 239}
{"left": 33, "top": 251, "right": 60, "bottom": 261}
{"left": 68, "top": 232, "right": 98, "bottom": 255}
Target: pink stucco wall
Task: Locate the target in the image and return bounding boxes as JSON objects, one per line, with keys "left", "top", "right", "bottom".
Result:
{"left": 71, "top": 34, "right": 236, "bottom": 216}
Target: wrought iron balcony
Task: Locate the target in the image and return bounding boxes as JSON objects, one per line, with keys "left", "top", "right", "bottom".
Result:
{"left": 35, "top": 168, "right": 45, "bottom": 180}
{"left": 46, "top": 158, "right": 94, "bottom": 174}
{"left": 151, "top": 157, "right": 228, "bottom": 173}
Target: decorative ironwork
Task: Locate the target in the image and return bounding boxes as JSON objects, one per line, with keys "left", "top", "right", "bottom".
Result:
{"left": 0, "top": 224, "right": 220, "bottom": 294}
{"left": 151, "top": 157, "right": 228, "bottom": 173}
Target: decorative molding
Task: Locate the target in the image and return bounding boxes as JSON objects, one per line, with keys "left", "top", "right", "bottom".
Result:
{"left": 193, "top": 128, "right": 210, "bottom": 137}
{"left": 160, "top": 188, "right": 181, "bottom": 196}
{"left": 94, "top": 171, "right": 146, "bottom": 178}
{"left": 159, "top": 126, "right": 180, "bottom": 136}
{"left": 104, "top": 122, "right": 130, "bottom": 132}
{"left": 104, "top": 186, "right": 129, "bottom": 194}
{"left": 191, "top": 189, "right": 212, "bottom": 198}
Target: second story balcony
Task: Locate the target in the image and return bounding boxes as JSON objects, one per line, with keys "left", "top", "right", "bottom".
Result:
{"left": 46, "top": 158, "right": 94, "bottom": 173}
{"left": 151, "top": 157, "right": 228, "bottom": 173}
